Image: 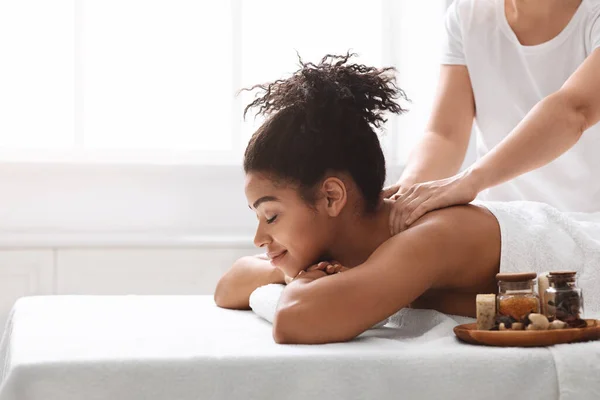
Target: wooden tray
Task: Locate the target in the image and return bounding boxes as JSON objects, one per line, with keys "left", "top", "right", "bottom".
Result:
{"left": 454, "top": 319, "right": 600, "bottom": 347}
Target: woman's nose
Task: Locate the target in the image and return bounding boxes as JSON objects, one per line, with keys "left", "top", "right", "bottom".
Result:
{"left": 253, "top": 223, "right": 271, "bottom": 248}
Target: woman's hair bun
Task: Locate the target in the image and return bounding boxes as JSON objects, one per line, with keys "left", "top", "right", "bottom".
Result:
{"left": 243, "top": 52, "right": 408, "bottom": 129}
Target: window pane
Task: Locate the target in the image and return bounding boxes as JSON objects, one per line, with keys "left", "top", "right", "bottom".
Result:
{"left": 394, "top": 1, "right": 446, "bottom": 164}
{"left": 239, "top": 0, "right": 383, "bottom": 143}
{"left": 82, "top": 0, "right": 233, "bottom": 151}
{"left": 0, "top": 0, "right": 74, "bottom": 149}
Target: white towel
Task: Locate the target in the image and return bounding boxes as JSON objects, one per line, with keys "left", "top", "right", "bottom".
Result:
{"left": 480, "top": 200, "right": 600, "bottom": 399}
{"left": 479, "top": 201, "right": 600, "bottom": 315}
{"left": 249, "top": 284, "right": 389, "bottom": 328}
{"left": 549, "top": 337, "right": 600, "bottom": 400}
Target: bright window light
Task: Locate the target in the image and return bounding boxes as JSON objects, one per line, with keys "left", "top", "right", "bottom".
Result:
{"left": 0, "top": 0, "right": 446, "bottom": 163}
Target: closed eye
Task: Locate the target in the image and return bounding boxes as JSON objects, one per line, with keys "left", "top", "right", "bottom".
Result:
{"left": 267, "top": 215, "right": 278, "bottom": 224}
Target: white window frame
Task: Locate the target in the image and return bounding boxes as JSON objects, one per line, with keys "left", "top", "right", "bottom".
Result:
{"left": 0, "top": 0, "right": 449, "bottom": 248}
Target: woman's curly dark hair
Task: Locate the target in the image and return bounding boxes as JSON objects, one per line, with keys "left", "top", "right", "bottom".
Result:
{"left": 242, "top": 52, "right": 408, "bottom": 213}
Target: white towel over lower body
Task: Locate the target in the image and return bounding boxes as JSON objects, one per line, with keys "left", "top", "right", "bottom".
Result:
{"left": 477, "top": 200, "right": 600, "bottom": 315}
{"left": 478, "top": 200, "right": 600, "bottom": 400}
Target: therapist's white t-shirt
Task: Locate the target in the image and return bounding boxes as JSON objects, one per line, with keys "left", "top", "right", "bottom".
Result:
{"left": 442, "top": 0, "right": 600, "bottom": 212}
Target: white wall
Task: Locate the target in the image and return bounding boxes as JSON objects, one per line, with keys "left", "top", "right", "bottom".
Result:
{"left": 0, "top": 246, "right": 258, "bottom": 329}
{"left": 0, "top": 163, "right": 264, "bottom": 329}
{"left": 461, "top": 128, "right": 478, "bottom": 171}
{"left": 0, "top": 163, "right": 257, "bottom": 238}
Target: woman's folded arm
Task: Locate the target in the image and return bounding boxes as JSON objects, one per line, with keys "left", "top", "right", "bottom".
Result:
{"left": 272, "top": 220, "right": 449, "bottom": 344}
{"left": 214, "top": 254, "right": 286, "bottom": 310}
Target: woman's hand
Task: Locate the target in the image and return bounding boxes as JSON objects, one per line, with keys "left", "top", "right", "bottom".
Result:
{"left": 389, "top": 169, "right": 482, "bottom": 235}
{"left": 290, "top": 261, "right": 349, "bottom": 283}
{"left": 307, "top": 261, "right": 349, "bottom": 275}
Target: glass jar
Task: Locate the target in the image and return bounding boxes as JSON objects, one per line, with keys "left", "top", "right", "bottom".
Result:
{"left": 544, "top": 271, "right": 585, "bottom": 327}
{"left": 496, "top": 272, "right": 540, "bottom": 321}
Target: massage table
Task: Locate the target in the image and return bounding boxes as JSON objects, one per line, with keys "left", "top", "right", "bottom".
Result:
{"left": 0, "top": 295, "right": 597, "bottom": 400}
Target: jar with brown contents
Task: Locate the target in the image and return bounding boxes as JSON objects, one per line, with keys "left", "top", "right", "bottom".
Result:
{"left": 544, "top": 271, "right": 585, "bottom": 327}
{"left": 496, "top": 272, "right": 540, "bottom": 321}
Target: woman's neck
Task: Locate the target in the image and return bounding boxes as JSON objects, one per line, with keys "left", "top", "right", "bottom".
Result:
{"left": 326, "top": 199, "right": 393, "bottom": 267}
{"left": 506, "top": 0, "right": 582, "bottom": 46}
{"left": 508, "top": 0, "right": 581, "bottom": 17}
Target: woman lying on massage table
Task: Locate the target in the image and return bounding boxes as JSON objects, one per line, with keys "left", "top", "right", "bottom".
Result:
{"left": 214, "top": 53, "right": 502, "bottom": 344}
{"left": 217, "top": 0, "right": 600, "bottom": 345}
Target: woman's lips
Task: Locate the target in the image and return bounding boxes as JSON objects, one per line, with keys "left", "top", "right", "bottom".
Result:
{"left": 268, "top": 250, "right": 287, "bottom": 266}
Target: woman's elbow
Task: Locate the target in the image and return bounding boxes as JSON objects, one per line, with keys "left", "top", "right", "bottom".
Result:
{"left": 272, "top": 307, "right": 299, "bottom": 344}
{"left": 213, "top": 273, "right": 247, "bottom": 310}
{"left": 213, "top": 277, "right": 233, "bottom": 308}
{"left": 272, "top": 306, "right": 356, "bottom": 345}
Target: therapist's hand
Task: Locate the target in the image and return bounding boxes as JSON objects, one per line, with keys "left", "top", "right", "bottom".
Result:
{"left": 389, "top": 170, "right": 481, "bottom": 235}
{"left": 381, "top": 182, "right": 411, "bottom": 200}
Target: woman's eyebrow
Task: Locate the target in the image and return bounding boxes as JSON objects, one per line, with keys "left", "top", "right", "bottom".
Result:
{"left": 250, "top": 195, "right": 279, "bottom": 209}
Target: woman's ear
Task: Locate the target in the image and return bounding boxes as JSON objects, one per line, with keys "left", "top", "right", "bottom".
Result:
{"left": 320, "top": 177, "right": 347, "bottom": 217}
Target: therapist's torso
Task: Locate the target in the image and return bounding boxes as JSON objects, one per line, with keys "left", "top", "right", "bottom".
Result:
{"left": 443, "top": 0, "right": 600, "bottom": 212}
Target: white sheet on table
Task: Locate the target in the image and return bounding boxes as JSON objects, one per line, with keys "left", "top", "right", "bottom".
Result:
{"left": 0, "top": 295, "right": 575, "bottom": 400}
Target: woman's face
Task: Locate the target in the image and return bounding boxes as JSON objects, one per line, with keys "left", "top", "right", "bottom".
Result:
{"left": 245, "top": 172, "right": 333, "bottom": 278}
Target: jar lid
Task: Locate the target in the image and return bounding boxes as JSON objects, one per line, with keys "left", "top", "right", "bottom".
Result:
{"left": 495, "top": 272, "right": 537, "bottom": 282}
{"left": 548, "top": 271, "right": 577, "bottom": 277}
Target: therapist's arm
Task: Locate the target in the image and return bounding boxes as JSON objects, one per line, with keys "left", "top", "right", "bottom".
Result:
{"left": 391, "top": 49, "right": 600, "bottom": 232}
{"left": 397, "top": 65, "right": 475, "bottom": 187}
{"left": 467, "top": 48, "right": 600, "bottom": 192}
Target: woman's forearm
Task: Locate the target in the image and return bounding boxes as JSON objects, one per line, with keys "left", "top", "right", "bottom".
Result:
{"left": 467, "top": 92, "right": 588, "bottom": 192}
{"left": 214, "top": 255, "right": 285, "bottom": 310}
{"left": 400, "top": 131, "right": 469, "bottom": 185}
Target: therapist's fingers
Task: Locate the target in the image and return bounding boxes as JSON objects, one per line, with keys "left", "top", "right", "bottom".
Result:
{"left": 402, "top": 193, "right": 434, "bottom": 228}
{"left": 389, "top": 201, "right": 397, "bottom": 234}
{"left": 391, "top": 203, "right": 408, "bottom": 235}
{"left": 390, "top": 206, "right": 400, "bottom": 235}
{"left": 390, "top": 198, "right": 407, "bottom": 235}
{"left": 381, "top": 183, "right": 401, "bottom": 199}
{"left": 389, "top": 186, "right": 414, "bottom": 235}
{"left": 391, "top": 185, "right": 411, "bottom": 201}
{"left": 405, "top": 200, "right": 434, "bottom": 227}
{"left": 394, "top": 190, "right": 420, "bottom": 234}
{"left": 400, "top": 192, "right": 433, "bottom": 233}
{"left": 398, "top": 184, "right": 417, "bottom": 201}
